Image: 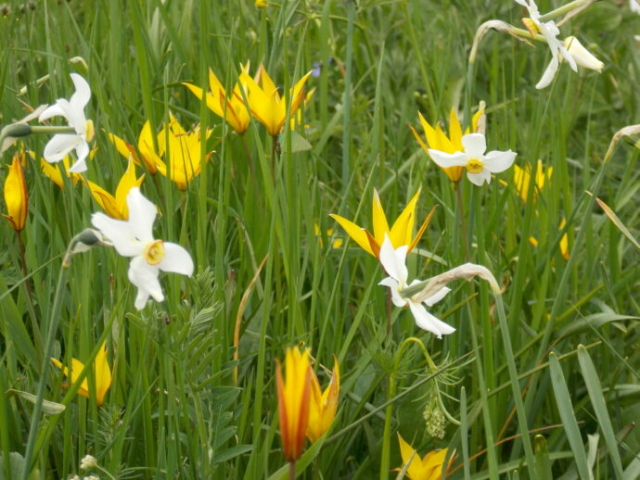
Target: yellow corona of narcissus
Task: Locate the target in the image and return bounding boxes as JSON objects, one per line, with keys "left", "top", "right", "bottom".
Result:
{"left": 183, "top": 68, "right": 252, "bottom": 134}
{"left": 276, "top": 347, "right": 312, "bottom": 462}
{"left": 3, "top": 151, "right": 28, "bottom": 232}
{"left": 239, "top": 64, "right": 313, "bottom": 136}
{"left": 330, "top": 187, "right": 435, "bottom": 259}
{"left": 87, "top": 158, "right": 145, "bottom": 220}
{"left": 397, "top": 434, "right": 452, "bottom": 480}
{"left": 306, "top": 357, "right": 340, "bottom": 443}
{"left": 51, "top": 341, "right": 112, "bottom": 406}
{"left": 411, "top": 104, "right": 485, "bottom": 183}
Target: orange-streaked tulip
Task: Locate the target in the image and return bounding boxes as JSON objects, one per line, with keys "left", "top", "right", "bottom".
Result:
{"left": 411, "top": 104, "right": 485, "bottom": 182}
{"left": 40, "top": 155, "right": 83, "bottom": 189}
{"left": 3, "top": 152, "right": 28, "bottom": 231}
{"left": 330, "top": 187, "right": 435, "bottom": 258}
{"left": 183, "top": 68, "right": 252, "bottom": 134}
{"left": 397, "top": 434, "right": 452, "bottom": 480}
{"left": 87, "top": 158, "right": 144, "bottom": 219}
{"left": 306, "top": 357, "right": 340, "bottom": 442}
{"left": 276, "top": 347, "right": 312, "bottom": 462}
{"left": 51, "top": 341, "right": 112, "bottom": 406}
{"left": 239, "top": 64, "right": 312, "bottom": 136}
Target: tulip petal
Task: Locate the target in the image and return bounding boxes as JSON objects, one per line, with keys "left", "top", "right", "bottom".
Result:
{"left": 329, "top": 214, "right": 374, "bottom": 256}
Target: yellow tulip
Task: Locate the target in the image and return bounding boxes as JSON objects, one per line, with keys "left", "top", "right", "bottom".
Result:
{"left": 512, "top": 160, "right": 553, "bottom": 204}
{"left": 3, "top": 151, "right": 28, "bottom": 232}
{"left": 109, "top": 121, "right": 166, "bottom": 175}
{"left": 255, "top": 0, "right": 267, "bottom": 7}
{"left": 183, "top": 68, "right": 252, "bottom": 134}
{"left": 51, "top": 341, "right": 112, "bottom": 406}
{"left": 276, "top": 347, "right": 311, "bottom": 462}
{"left": 411, "top": 104, "right": 485, "bottom": 182}
{"left": 330, "top": 187, "right": 435, "bottom": 258}
{"left": 157, "top": 114, "right": 213, "bottom": 190}
{"left": 239, "top": 64, "right": 312, "bottom": 136}
{"left": 397, "top": 434, "right": 452, "bottom": 480}
{"left": 306, "top": 357, "right": 340, "bottom": 442}
{"left": 40, "top": 155, "right": 83, "bottom": 189}
{"left": 87, "top": 158, "right": 144, "bottom": 219}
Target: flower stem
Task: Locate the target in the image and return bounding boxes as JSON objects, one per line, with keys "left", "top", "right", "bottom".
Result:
{"left": 288, "top": 460, "right": 296, "bottom": 480}
{"left": 21, "top": 254, "right": 70, "bottom": 480}
{"left": 455, "top": 182, "right": 470, "bottom": 262}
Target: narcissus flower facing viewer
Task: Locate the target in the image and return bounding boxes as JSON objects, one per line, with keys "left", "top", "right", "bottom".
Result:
{"left": 183, "top": 68, "right": 251, "bottom": 134}
{"left": 276, "top": 347, "right": 312, "bottom": 462}
{"left": 39, "top": 73, "right": 94, "bottom": 173}
{"left": 411, "top": 104, "right": 486, "bottom": 182}
{"left": 51, "top": 341, "right": 112, "bottom": 406}
{"left": 428, "top": 133, "right": 516, "bottom": 186}
{"left": 3, "top": 151, "right": 28, "bottom": 232}
{"left": 306, "top": 357, "right": 340, "bottom": 443}
{"left": 378, "top": 236, "right": 455, "bottom": 338}
{"left": 91, "top": 188, "right": 194, "bottom": 310}
{"left": 330, "top": 187, "right": 435, "bottom": 258}
{"left": 239, "top": 64, "right": 312, "bottom": 136}
{"left": 88, "top": 158, "right": 144, "bottom": 220}
{"left": 397, "top": 434, "right": 452, "bottom": 480}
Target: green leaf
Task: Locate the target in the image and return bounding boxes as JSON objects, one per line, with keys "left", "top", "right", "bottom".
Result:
{"left": 6, "top": 390, "right": 65, "bottom": 415}
{"left": 549, "top": 353, "right": 591, "bottom": 480}
{"left": 534, "top": 435, "right": 552, "bottom": 479}
{"left": 577, "top": 346, "right": 624, "bottom": 478}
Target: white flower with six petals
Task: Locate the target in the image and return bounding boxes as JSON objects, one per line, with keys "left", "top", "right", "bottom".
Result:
{"left": 39, "top": 73, "right": 94, "bottom": 172}
{"left": 428, "top": 133, "right": 517, "bottom": 186}
{"left": 515, "top": 0, "right": 578, "bottom": 89}
{"left": 91, "top": 188, "right": 194, "bottom": 310}
{"left": 378, "top": 235, "right": 455, "bottom": 338}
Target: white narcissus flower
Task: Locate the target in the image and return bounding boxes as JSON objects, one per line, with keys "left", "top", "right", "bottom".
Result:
{"left": 428, "top": 133, "right": 517, "bottom": 186}
{"left": 39, "top": 73, "right": 94, "bottom": 173}
{"left": 563, "top": 37, "right": 604, "bottom": 73}
{"left": 631, "top": 0, "right": 640, "bottom": 14}
{"left": 378, "top": 235, "right": 455, "bottom": 338}
{"left": 91, "top": 188, "right": 194, "bottom": 310}
{"left": 514, "top": 0, "right": 578, "bottom": 89}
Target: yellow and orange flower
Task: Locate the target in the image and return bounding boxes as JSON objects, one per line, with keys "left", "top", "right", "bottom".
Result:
{"left": 330, "top": 187, "right": 435, "bottom": 258}
{"left": 51, "top": 341, "right": 112, "bottom": 406}
{"left": 183, "top": 68, "right": 252, "bottom": 134}
{"left": 3, "top": 151, "right": 28, "bottom": 232}
{"left": 306, "top": 357, "right": 340, "bottom": 443}
{"left": 239, "top": 64, "right": 312, "bottom": 136}
{"left": 411, "top": 104, "right": 485, "bottom": 182}
{"left": 397, "top": 434, "right": 452, "bottom": 480}
{"left": 87, "top": 158, "right": 144, "bottom": 220}
{"left": 109, "top": 121, "right": 166, "bottom": 175}
{"left": 276, "top": 347, "right": 312, "bottom": 462}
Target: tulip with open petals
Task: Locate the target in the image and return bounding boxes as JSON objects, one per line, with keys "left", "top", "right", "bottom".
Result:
{"left": 397, "top": 434, "right": 451, "bottom": 480}
{"left": 51, "top": 341, "right": 112, "bottom": 406}
{"left": 330, "top": 187, "right": 435, "bottom": 259}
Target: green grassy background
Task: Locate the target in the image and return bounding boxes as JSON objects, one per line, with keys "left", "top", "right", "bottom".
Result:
{"left": 1, "top": 0, "right": 639, "bottom": 478}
